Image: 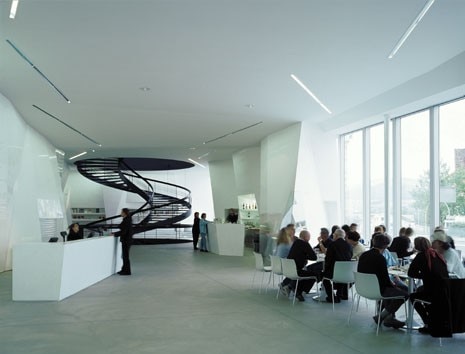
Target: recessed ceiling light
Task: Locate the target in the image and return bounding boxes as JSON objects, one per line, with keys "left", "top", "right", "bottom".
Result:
{"left": 290, "top": 74, "right": 332, "bottom": 114}
{"left": 69, "top": 151, "right": 87, "bottom": 160}
{"left": 245, "top": 104, "right": 255, "bottom": 108}
{"left": 139, "top": 87, "right": 151, "bottom": 91}
{"left": 388, "top": 0, "right": 435, "bottom": 59}
{"left": 9, "top": 0, "right": 19, "bottom": 19}
{"left": 188, "top": 158, "right": 205, "bottom": 168}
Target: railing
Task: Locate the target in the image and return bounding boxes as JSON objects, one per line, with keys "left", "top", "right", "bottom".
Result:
{"left": 74, "top": 158, "right": 192, "bottom": 234}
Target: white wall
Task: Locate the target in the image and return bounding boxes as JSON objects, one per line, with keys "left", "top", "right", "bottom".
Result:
{"left": 65, "top": 167, "right": 105, "bottom": 209}
{"left": 208, "top": 159, "right": 238, "bottom": 221}
{"left": 294, "top": 121, "right": 340, "bottom": 236}
{"left": 260, "top": 124, "right": 301, "bottom": 231}
{"left": 232, "top": 146, "right": 261, "bottom": 205}
{"left": 0, "top": 93, "right": 66, "bottom": 272}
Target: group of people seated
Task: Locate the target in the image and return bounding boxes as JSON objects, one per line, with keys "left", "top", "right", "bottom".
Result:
{"left": 273, "top": 222, "right": 465, "bottom": 334}
{"left": 276, "top": 223, "right": 361, "bottom": 303}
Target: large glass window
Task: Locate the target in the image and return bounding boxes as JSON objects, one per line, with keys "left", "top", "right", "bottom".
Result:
{"left": 400, "top": 111, "right": 430, "bottom": 237}
{"left": 343, "top": 131, "right": 363, "bottom": 235}
{"left": 369, "top": 124, "right": 385, "bottom": 234}
{"left": 439, "top": 98, "right": 465, "bottom": 252}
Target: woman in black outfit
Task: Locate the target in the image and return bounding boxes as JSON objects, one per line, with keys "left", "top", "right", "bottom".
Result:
{"left": 67, "top": 223, "right": 83, "bottom": 241}
{"left": 114, "top": 208, "right": 133, "bottom": 275}
{"left": 408, "top": 237, "right": 449, "bottom": 334}
{"left": 192, "top": 212, "right": 200, "bottom": 250}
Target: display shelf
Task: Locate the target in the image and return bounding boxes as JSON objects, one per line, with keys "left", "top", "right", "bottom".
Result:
{"left": 71, "top": 208, "right": 106, "bottom": 224}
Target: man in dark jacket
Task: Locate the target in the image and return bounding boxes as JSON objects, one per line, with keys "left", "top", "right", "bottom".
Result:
{"left": 281, "top": 230, "right": 318, "bottom": 302}
{"left": 192, "top": 212, "right": 200, "bottom": 250}
{"left": 358, "top": 233, "right": 408, "bottom": 329}
{"left": 322, "top": 229, "right": 352, "bottom": 302}
{"left": 114, "top": 208, "right": 133, "bottom": 275}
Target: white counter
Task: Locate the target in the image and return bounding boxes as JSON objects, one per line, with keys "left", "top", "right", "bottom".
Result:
{"left": 208, "top": 223, "right": 245, "bottom": 256}
{"left": 12, "top": 236, "right": 122, "bottom": 301}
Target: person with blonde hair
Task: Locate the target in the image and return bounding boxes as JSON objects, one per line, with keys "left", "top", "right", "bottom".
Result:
{"left": 275, "top": 228, "right": 293, "bottom": 258}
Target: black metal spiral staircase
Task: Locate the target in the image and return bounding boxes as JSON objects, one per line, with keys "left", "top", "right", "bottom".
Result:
{"left": 74, "top": 158, "right": 192, "bottom": 235}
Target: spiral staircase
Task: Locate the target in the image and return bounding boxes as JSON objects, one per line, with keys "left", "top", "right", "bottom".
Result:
{"left": 74, "top": 158, "right": 192, "bottom": 235}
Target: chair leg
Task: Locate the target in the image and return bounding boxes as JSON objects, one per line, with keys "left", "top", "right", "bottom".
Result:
{"left": 265, "top": 271, "right": 273, "bottom": 293}
{"left": 348, "top": 294, "right": 359, "bottom": 324}
{"left": 292, "top": 280, "right": 299, "bottom": 305}
{"left": 376, "top": 300, "right": 384, "bottom": 336}
{"left": 331, "top": 281, "right": 335, "bottom": 312}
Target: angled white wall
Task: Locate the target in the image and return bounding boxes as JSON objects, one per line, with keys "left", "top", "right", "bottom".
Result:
{"left": 209, "top": 159, "right": 238, "bottom": 221}
{"left": 232, "top": 146, "right": 261, "bottom": 205}
{"left": 260, "top": 124, "right": 301, "bottom": 231}
{"left": 294, "top": 121, "right": 340, "bottom": 236}
{"left": 0, "top": 93, "right": 66, "bottom": 272}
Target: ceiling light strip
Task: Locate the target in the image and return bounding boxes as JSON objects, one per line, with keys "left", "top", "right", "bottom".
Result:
{"left": 203, "top": 121, "right": 263, "bottom": 145}
{"left": 290, "top": 74, "right": 332, "bottom": 114}
{"left": 387, "top": 0, "right": 435, "bottom": 59}
{"left": 32, "top": 104, "right": 102, "bottom": 147}
{"left": 6, "top": 39, "right": 71, "bottom": 103}
{"left": 69, "top": 152, "right": 88, "bottom": 160}
{"left": 188, "top": 158, "right": 205, "bottom": 168}
{"left": 9, "top": 0, "right": 19, "bottom": 19}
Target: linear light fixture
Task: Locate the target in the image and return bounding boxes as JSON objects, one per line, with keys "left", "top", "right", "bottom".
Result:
{"left": 10, "top": 0, "right": 19, "bottom": 19}
{"left": 188, "top": 158, "right": 205, "bottom": 168}
{"left": 33, "top": 104, "right": 102, "bottom": 146}
{"left": 203, "top": 121, "right": 263, "bottom": 145}
{"left": 388, "top": 0, "right": 435, "bottom": 59}
{"left": 6, "top": 39, "right": 71, "bottom": 103}
{"left": 69, "top": 151, "right": 87, "bottom": 160}
{"left": 290, "top": 74, "right": 332, "bottom": 114}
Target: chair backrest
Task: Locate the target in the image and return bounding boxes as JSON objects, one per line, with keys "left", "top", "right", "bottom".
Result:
{"left": 281, "top": 258, "right": 298, "bottom": 279}
{"left": 270, "top": 255, "right": 283, "bottom": 275}
{"left": 253, "top": 252, "right": 264, "bottom": 271}
{"left": 354, "top": 272, "right": 382, "bottom": 300}
{"left": 332, "top": 261, "right": 357, "bottom": 283}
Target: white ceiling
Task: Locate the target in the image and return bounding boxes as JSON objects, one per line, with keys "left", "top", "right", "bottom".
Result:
{"left": 0, "top": 0, "right": 464, "bottom": 162}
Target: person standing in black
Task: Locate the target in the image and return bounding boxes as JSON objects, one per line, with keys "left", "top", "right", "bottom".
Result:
{"left": 114, "top": 208, "right": 133, "bottom": 275}
{"left": 67, "top": 223, "right": 83, "bottom": 241}
{"left": 192, "top": 212, "right": 200, "bottom": 250}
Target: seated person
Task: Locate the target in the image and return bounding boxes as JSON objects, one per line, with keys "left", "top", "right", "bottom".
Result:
{"left": 430, "top": 229, "right": 465, "bottom": 278}
{"left": 380, "top": 240, "right": 408, "bottom": 292}
{"left": 67, "top": 223, "right": 83, "bottom": 241}
{"left": 280, "top": 230, "right": 318, "bottom": 302}
{"left": 226, "top": 208, "right": 238, "bottom": 223}
{"left": 275, "top": 228, "right": 293, "bottom": 258}
{"left": 408, "top": 237, "right": 449, "bottom": 334}
{"left": 322, "top": 229, "right": 353, "bottom": 302}
{"left": 358, "top": 233, "right": 408, "bottom": 329}
{"left": 388, "top": 227, "right": 414, "bottom": 259}
{"left": 347, "top": 231, "right": 366, "bottom": 260}
{"left": 329, "top": 225, "right": 339, "bottom": 240}
{"left": 314, "top": 227, "right": 333, "bottom": 254}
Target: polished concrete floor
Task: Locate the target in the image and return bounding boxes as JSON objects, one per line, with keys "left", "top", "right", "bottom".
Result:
{"left": 1, "top": 243, "right": 463, "bottom": 354}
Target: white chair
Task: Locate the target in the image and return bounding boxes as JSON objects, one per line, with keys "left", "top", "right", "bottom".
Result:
{"left": 281, "top": 258, "right": 319, "bottom": 305}
{"left": 322, "top": 261, "right": 358, "bottom": 311}
{"left": 252, "top": 252, "right": 271, "bottom": 294}
{"left": 348, "top": 272, "right": 407, "bottom": 335}
{"left": 268, "top": 255, "right": 284, "bottom": 297}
